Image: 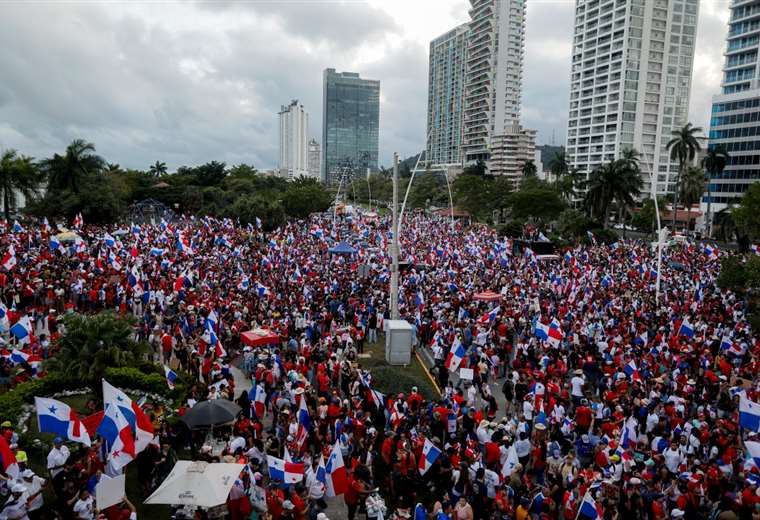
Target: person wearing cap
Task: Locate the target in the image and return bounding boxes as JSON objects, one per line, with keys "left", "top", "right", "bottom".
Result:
{"left": 1, "top": 482, "right": 30, "bottom": 520}
{"left": 47, "top": 437, "right": 70, "bottom": 479}
{"left": 20, "top": 469, "right": 45, "bottom": 520}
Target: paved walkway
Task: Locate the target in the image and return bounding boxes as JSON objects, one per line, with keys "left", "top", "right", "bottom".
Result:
{"left": 230, "top": 358, "right": 349, "bottom": 520}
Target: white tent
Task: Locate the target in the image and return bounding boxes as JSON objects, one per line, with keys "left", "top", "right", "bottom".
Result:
{"left": 144, "top": 461, "right": 244, "bottom": 508}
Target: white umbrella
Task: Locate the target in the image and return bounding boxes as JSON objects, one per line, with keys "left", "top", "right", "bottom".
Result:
{"left": 144, "top": 461, "right": 244, "bottom": 508}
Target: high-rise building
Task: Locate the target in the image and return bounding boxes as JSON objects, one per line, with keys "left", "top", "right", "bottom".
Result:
{"left": 322, "top": 68, "right": 380, "bottom": 185}
{"left": 427, "top": 23, "right": 469, "bottom": 168}
{"left": 489, "top": 122, "right": 536, "bottom": 182}
{"left": 462, "top": 0, "right": 527, "bottom": 165}
{"left": 307, "top": 139, "right": 321, "bottom": 180}
{"left": 278, "top": 100, "right": 309, "bottom": 180}
{"left": 565, "top": 0, "right": 699, "bottom": 197}
{"left": 706, "top": 0, "right": 760, "bottom": 212}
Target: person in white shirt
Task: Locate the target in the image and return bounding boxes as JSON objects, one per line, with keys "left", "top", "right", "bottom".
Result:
{"left": 72, "top": 488, "right": 95, "bottom": 520}
{"left": 522, "top": 399, "right": 534, "bottom": 421}
{"left": 19, "top": 469, "right": 45, "bottom": 516}
{"left": 46, "top": 438, "right": 70, "bottom": 478}
{"left": 0, "top": 483, "right": 30, "bottom": 520}
{"left": 663, "top": 442, "right": 684, "bottom": 474}
{"left": 570, "top": 370, "right": 585, "bottom": 404}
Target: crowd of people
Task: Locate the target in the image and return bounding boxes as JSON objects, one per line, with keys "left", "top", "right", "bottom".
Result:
{"left": 0, "top": 209, "right": 758, "bottom": 520}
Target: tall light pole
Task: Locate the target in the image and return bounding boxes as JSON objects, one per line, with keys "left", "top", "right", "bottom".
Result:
{"left": 641, "top": 151, "right": 663, "bottom": 304}
{"left": 390, "top": 153, "right": 400, "bottom": 319}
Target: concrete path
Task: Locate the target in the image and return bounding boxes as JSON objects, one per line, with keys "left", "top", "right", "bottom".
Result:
{"left": 229, "top": 359, "right": 349, "bottom": 520}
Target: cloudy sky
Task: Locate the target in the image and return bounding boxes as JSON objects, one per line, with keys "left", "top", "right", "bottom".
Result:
{"left": 0, "top": 0, "right": 731, "bottom": 171}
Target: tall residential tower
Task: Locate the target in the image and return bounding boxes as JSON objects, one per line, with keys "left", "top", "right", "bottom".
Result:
{"left": 565, "top": 0, "right": 699, "bottom": 196}
{"left": 426, "top": 23, "right": 469, "bottom": 168}
{"left": 706, "top": 0, "right": 760, "bottom": 212}
{"left": 462, "top": 0, "right": 528, "bottom": 165}
{"left": 278, "top": 100, "right": 309, "bottom": 180}
{"left": 322, "top": 68, "right": 380, "bottom": 185}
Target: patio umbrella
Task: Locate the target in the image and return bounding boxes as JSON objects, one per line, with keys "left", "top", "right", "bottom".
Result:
{"left": 144, "top": 461, "right": 245, "bottom": 507}
{"left": 180, "top": 400, "right": 241, "bottom": 429}
{"left": 241, "top": 328, "right": 280, "bottom": 347}
{"left": 472, "top": 290, "right": 501, "bottom": 302}
{"left": 55, "top": 231, "right": 81, "bottom": 244}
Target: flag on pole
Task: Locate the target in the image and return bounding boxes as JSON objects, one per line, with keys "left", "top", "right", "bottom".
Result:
{"left": 96, "top": 401, "right": 135, "bottom": 472}
{"left": 102, "top": 379, "right": 155, "bottom": 454}
{"left": 267, "top": 455, "right": 304, "bottom": 483}
{"left": 325, "top": 441, "right": 348, "bottom": 496}
{"left": 740, "top": 397, "right": 760, "bottom": 432}
{"left": 163, "top": 366, "right": 178, "bottom": 390}
{"left": 418, "top": 438, "right": 441, "bottom": 475}
{"left": 35, "top": 397, "right": 91, "bottom": 446}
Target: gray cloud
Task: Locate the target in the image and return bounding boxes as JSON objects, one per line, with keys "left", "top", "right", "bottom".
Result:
{"left": 0, "top": 0, "right": 733, "bottom": 173}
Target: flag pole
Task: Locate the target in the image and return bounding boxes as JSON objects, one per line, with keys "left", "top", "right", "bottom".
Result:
{"left": 573, "top": 490, "right": 588, "bottom": 520}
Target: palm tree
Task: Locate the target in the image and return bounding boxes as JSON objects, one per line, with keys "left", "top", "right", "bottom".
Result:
{"left": 679, "top": 166, "right": 706, "bottom": 232}
{"left": 44, "top": 312, "right": 147, "bottom": 385}
{"left": 41, "top": 139, "right": 104, "bottom": 194}
{"left": 548, "top": 150, "right": 569, "bottom": 185}
{"left": 105, "top": 163, "right": 122, "bottom": 175}
{"left": 0, "top": 150, "right": 42, "bottom": 221}
{"left": 666, "top": 123, "right": 703, "bottom": 231}
{"left": 584, "top": 158, "right": 643, "bottom": 228}
{"left": 522, "top": 160, "right": 537, "bottom": 178}
{"left": 701, "top": 146, "right": 729, "bottom": 238}
{"left": 149, "top": 160, "right": 168, "bottom": 177}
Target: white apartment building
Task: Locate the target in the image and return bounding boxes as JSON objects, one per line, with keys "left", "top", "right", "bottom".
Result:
{"left": 489, "top": 122, "right": 536, "bottom": 182}
{"left": 307, "top": 139, "right": 321, "bottom": 180}
{"left": 462, "top": 0, "right": 527, "bottom": 165}
{"left": 278, "top": 100, "right": 309, "bottom": 180}
{"left": 565, "top": 0, "right": 699, "bottom": 197}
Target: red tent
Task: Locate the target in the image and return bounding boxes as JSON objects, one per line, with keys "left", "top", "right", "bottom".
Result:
{"left": 472, "top": 290, "right": 501, "bottom": 302}
{"left": 241, "top": 329, "right": 281, "bottom": 347}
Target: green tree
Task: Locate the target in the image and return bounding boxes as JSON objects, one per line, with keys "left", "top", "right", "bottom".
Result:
{"left": 666, "top": 123, "right": 703, "bottom": 230}
{"left": 227, "top": 194, "right": 285, "bottom": 230}
{"left": 191, "top": 161, "right": 227, "bottom": 187}
{"left": 41, "top": 139, "right": 104, "bottom": 194}
{"left": 548, "top": 150, "right": 569, "bottom": 185}
{"left": 701, "top": 146, "right": 728, "bottom": 238}
{"left": 0, "top": 150, "right": 42, "bottom": 220}
{"left": 452, "top": 174, "right": 494, "bottom": 221}
{"left": 148, "top": 161, "right": 168, "bottom": 177}
{"left": 462, "top": 159, "right": 487, "bottom": 177}
{"left": 584, "top": 159, "right": 642, "bottom": 228}
{"left": 509, "top": 177, "right": 566, "bottom": 221}
{"left": 679, "top": 166, "right": 706, "bottom": 231}
{"left": 228, "top": 163, "right": 258, "bottom": 178}
{"left": 282, "top": 179, "right": 332, "bottom": 218}
{"left": 522, "top": 160, "right": 537, "bottom": 178}
{"left": 45, "top": 312, "right": 147, "bottom": 385}
{"left": 631, "top": 197, "right": 666, "bottom": 234}
{"left": 733, "top": 182, "right": 760, "bottom": 242}
{"left": 555, "top": 208, "right": 594, "bottom": 239}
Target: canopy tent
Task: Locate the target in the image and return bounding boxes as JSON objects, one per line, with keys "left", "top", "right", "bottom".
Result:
{"left": 328, "top": 242, "right": 357, "bottom": 255}
{"left": 145, "top": 461, "right": 245, "bottom": 508}
{"left": 180, "top": 400, "right": 241, "bottom": 429}
{"left": 241, "top": 329, "right": 280, "bottom": 347}
{"left": 472, "top": 290, "right": 501, "bottom": 302}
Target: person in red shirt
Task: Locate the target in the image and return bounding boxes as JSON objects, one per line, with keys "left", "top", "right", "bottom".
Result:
{"left": 344, "top": 472, "right": 371, "bottom": 520}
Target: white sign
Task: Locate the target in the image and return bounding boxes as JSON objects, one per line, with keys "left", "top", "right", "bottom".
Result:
{"left": 96, "top": 474, "right": 126, "bottom": 511}
{"left": 459, "top": 368, "right": 474, "bottom": 380}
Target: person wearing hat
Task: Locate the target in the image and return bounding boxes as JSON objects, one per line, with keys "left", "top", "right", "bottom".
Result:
{"left": 47, "top": 437, "right": 70, "bottom": 479}
{"left": 1, "top": 482, "right": 29, "bottom": 520}
{"left": 20, "top": 469, "right": 45, "bottom": 519}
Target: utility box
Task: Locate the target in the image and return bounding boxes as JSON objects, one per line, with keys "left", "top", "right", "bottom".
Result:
{"left": 385, "top": 320, "right": 413, "bottom": 365}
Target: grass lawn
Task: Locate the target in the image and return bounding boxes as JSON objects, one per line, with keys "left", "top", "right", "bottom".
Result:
{"left": 360, "top": 340, "right": 440, "bottom": 401}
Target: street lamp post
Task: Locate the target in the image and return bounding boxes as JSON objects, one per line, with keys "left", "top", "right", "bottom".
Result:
{"left": 390, "top": 153, "right": 400, "bottom": 320}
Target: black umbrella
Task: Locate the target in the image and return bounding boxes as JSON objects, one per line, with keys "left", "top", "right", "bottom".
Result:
{"left": 180, "top": 400, "right": 241, "bottom": 429}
